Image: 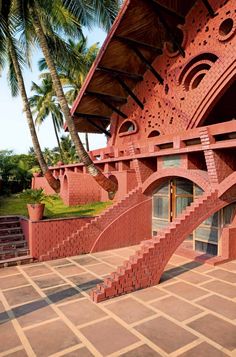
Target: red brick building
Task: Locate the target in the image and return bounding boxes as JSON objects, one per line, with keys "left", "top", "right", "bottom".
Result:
{"left": 32, "top": 0, "right": 236, "bottom": 301}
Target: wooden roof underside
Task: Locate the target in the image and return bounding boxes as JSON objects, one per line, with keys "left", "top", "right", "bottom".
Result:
{"left": 70, "top": 0, "right": 206, "bottom": 134}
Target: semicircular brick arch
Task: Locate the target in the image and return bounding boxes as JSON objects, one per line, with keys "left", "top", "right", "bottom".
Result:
{"left": 142, "top": 168, "right": 210, "bottom": 195}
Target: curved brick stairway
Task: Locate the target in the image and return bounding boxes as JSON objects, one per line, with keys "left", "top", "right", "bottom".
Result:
{"left": 0, "top": 216, "right": 32, "bottom": 267}
{"left": 40, "top": 186, "right": 144, "bottom": 261}
{"left": 91, "top": 190, "right": 220, "bottom": 302}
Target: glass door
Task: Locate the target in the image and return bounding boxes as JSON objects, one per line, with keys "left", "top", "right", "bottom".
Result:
{"left": 152, "top": 181, "right": 170, "bottom": 235}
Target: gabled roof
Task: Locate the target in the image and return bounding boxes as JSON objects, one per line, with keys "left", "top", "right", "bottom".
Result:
{"left": 70, "top": 0, "right": 199, "bottom": 135}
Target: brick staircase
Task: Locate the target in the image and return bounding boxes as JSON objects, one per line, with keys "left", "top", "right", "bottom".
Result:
{"left": 40, "top": 186, "right": 144, "bottom": 261}
{"left": 91, "top": 190, "right": 219, "bottom": 302}
{"left": 0, "top": 216, "right": 32, "bottom": 268}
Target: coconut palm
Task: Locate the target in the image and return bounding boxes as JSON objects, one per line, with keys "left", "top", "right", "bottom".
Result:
{"left": 29, "top": 77, "right": 64, "bottom": 160}
{"left": 0, "top": 1, "right": 60, "bottom": 192}
{"left": 13, "top": 0, "right": 119, "bottom": 198}
{"left": 39, "top": 37, "right": 99, "bottom": 152}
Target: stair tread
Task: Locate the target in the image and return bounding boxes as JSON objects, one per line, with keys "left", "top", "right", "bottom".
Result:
{"left": 0, "top": 240, "right": 27, "bottom": 247}
{"left": 0, "top": 255, "right": 33, "bottom": 264}
{"left": 0, "top": 227, "right": 22, "bottom": 232}
{"left": 0, "top": 233, "right": 24, "bottom": 239}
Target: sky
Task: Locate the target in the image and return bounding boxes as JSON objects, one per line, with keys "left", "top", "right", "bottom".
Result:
{"left": 0, "top": 28, "right": 107, "bottom": 154}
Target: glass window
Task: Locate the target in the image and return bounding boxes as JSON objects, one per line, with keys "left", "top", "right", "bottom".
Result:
{"left": 223, "top": 203, "right": 236, "bottom": 226}
{"left": 153, "top": 182, "right": 169, "bottom": 195}
{"left": 195, "top": 227, "right": 218, "bottom": 243}
{"left": 194, "top": 184, "right": 204, "bottom": 196}
{"left": 195, "top": 241, "right": 217, "bottom": 255}
{"left": 176, "top": 179, "right": 193, "bottom": 195}
{"left": 176, "top": 196, "right": 193, "bottom": 216}
{"left": 153, "top": 197, "right": 169, "bottom": 219}
{"left": 202, "top": 212, "right": 219, "bottom": 227}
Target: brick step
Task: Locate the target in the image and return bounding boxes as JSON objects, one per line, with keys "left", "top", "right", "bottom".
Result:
{"left": 0, "top": 255, "right": 34, "bottom": 268}
{"left": 0, "top": 248, "right": 30, "bottom": 261}
{"left": 0, "top": 234, "right": 24, "bottom": 242}
{"left": 0, "top": 227, "right": 22, "bottom": 236}
{"left": 0, "top": 216, "right": 20, "bottom": 223}
{"left": 0, "top": 240, "right": 27, "bottom": 251}
{"left": 0, "top": 220, "right": 21, "bottom": 228}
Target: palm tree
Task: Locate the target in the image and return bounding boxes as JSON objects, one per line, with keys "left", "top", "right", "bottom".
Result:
{"left": 39, "top": 37, "right": 99, "bottom": 152}
{"left": 29, "top": 77, "right": 64, "bottom": 160}
{"left": 13, "top": 0, "right": 119, "bottom": 198}
{"left": 0, "top": 1, "right": 60, "bottom": 192}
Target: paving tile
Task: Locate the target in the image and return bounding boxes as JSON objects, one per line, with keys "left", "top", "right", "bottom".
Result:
{"left": 169, "top": 255, "right": 191, "bottom": 265}
{"left": 62, "top": 347, "right": 94, "bottom": 356}
{"left": 0, "top": 267, "right": 19, "bottom": 277}
{"left": 48, "top": 259, "right": 71, "bottom": 267}
{"left": 151, "top": 296, "right": 203, "bottom": 321}
{"left": 114, "top": 248, "right": 135, "bottom": 258}
{"left": 196, "top": 294, "right": 236, "bottom": 320}
{"left": 13, "top": 299, "right": 58, "bottom": 328}
{"left": 163, "top": 282, "right": 209, "bottom": 300}
{"left": 132, "top": 286, "right": 168, "bottom": 302}
{"left": 5, "top": 349, "right": 28, "bottom": 357}
{"left": 178, "top": 341, "right": 228, "bottom": 357}
{"left": 0, "top": 301, "right": 8, "bottom": 322}
{"left": 207, "top": 269, "right": 236, "bottom": 283}
{"left": 177, "top": 270, "right": 212, "bottom": 284}
{"left": 80, "top": 318, "right": 138, "bottom": 356}
{"left": 45, "top": 284, "right": 83, "bottom": 304}
{"left": 59, "top": 299, "right": 107, "bottom": 326}
{"left": 201, "top": 279, "right": 236, "bottom": 298}
{"left": 32, "top": 274, "right": 66, "bottom": 289}
{"left": 86, "top": 263, "right": 115, "bottom": 276}
{"left": 0, "top": 321, "right": 21, "bottom": 353}
{"left": 101, "top": 256, "right": 127, "bottom": 266}
{"left": 68, "top": 273, "right": 102, "bottom": 293}
{"left": 3, "top": 285, "right": 41, "bottom": 306}
{"left": 135, "top": 316, "right": 197, "bottom": 354}
{"left": 106, "top": 297, "right": 155, "bottom": 324}
{"left": 25, "top": 320, "right": 80, "bottom": 357}
{"left": 22, "top": 264, "right": 52, "bottom": 277}
{"left": 55, "top": 264, "right": 85, "bottom": 277}
{"left": 188, "top": 314, "right": 236, "bottom": 351}
{"left": 219, "top": 261, "right": 236, "bottom": 271}
{"left": 72, "top": 256, "right": 99, "bottom": 266}
{"left": 120, "top": 344, "right": 162, "bottom": 356}
{"left": 0, "top": 274, "right": 28, "bottom": 290}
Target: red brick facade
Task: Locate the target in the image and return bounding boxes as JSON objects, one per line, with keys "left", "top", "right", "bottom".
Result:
{"left": 32, "top": 0, "right": 236, "bottom": 301}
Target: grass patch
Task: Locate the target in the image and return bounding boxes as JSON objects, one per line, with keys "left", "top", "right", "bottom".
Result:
{"left": 0, "top": 194, "right": 112, "bottom": 219}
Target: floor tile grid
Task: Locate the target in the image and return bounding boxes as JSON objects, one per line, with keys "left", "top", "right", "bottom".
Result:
{"left": 64, "top": 257, "right": 208, "bottom": 357}
{"left": 16, "top": 265, "right": 104, "bottom": 357}
{"left": 163, "top": 273, "right": 236, "bottom": 306}
{"left": 43, "top": 263, "right": 145, "bottom": 356}
{"left": 50, "top": 259, "right": 170, "bottom": 357}
{"left": 0, "top": 254, "right": 235, "bottom": 357}
{"left": 0, "top": 290, "right": 37, "bottom": 357}
{"left": 88, "top": 254, "right": 236, "bottom": 356}
{"left": 129, "top": 292, "right": 234, "bottom": 357}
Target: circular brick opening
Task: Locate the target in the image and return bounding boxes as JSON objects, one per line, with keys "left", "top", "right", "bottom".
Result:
{"left": 219, "top": 18, "right": 233, "bottom": 36}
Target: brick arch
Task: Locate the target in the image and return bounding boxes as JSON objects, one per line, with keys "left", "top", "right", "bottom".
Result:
{"left": 187, "top": 61, "right": 236, "bottom": 128}
{"left": 218, "top": 172, "right": 236, "bottom": 202}
{"left": 142, "top": 168, "right": 210, "bottom": 195}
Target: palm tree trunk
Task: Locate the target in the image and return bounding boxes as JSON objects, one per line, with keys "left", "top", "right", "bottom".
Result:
{"left": 52, "top": 114, "right": 64, "bottom": 162}
{"left": 7, "top": 35, "right": 60, "bottom": 193}
{"left": 31, "top": 3, "right": 118, "bottom": 198}
{"left": 85, "top": 133, "right": 89, "bottom": 152}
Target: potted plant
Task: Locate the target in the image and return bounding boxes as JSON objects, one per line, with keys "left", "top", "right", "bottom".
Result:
{"left": 20, "top": 188, "right": 52, "bottom": 221}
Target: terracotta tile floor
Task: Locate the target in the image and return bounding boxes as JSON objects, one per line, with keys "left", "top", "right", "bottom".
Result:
{"left": 0, "top": 247, "right": 235, "bottom": 357}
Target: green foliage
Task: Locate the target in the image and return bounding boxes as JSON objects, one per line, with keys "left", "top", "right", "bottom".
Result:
{"left": 0, "top": 150, "right": 37, "bottom": 194}
{"left": 19, "top": 188, "right": 53, "bottom": 204}
{"left": 0, "top": 193, "right": 112, "bottom": 218}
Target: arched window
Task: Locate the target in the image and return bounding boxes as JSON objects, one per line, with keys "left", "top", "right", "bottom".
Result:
{"left": 118, "top": 120, "right": 137, "bottom": 136}
{"left": 148, "top": 130, "right": 160, "bottom": 138}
